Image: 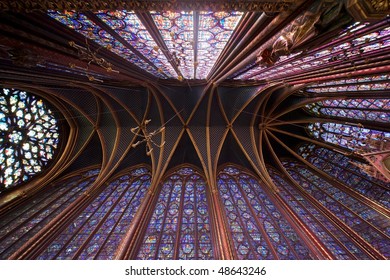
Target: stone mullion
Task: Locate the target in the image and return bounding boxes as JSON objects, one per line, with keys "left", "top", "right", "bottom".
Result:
{"left": 93, "top": 177, "right": 149, "bottom": 259}
{"left": 52, "top": 181, "right": 119, "bottom": 259}
{"left": 233, "top": 175, "right": 280, "bottom": 259}
{"left": 246, "top": 20, "right": 390, "bottom": 80}
{"left": 282, "top": 166, "right": 376, "bottom": 259}
{"left": 289, "top": 164, "right": 387, "bottom": 259}
{"left": 72, "top": 175, "right": 145, "bottom": 259}
{"left": 272, "top": 173, "right": 355, "bottom": 259}
{"left": 223, "top": 177, "right": 259, "bottom": 259}
{"left": 262, "top": 132, "right": 336, "bottom": 259}
{"left": 173, "top": 177, "right": 186, "bottom": 259}
{"left": 272, "top": 190, "right": 334, "bottom": 259}
{"left": 194, "top": 178, "right": 199, "bottom": 259}
{"left": 302, "top": 154, "right": 390, "bottom": 218}
{"left": 312, "top": 151, "right": 390, "bottom": 192}
{"left": 0, "top": 175, "right": 85, "bottom": 243}
{"left": 267, "top": 131, "right": 386, "bottom": 259}
{"left": 114, "top": 177, "right": 164, "bottom": 259}
{"left": 207, "top": 172, "right": 236, "bottom": 259}
{"left": 9, "top": 177, "right": 110, "bottom": 259}
{"left": 247, "top": 177, "right": 308, "bottom": 259}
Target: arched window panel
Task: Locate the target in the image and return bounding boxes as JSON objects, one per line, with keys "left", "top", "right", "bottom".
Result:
{"left": 218, "top": 173, "right": 270, "bottom": 259}
{"left": 150, "top": 11, "right": 195, "bottom": 79}
{"left": 196, "top": 11, "right": 243, "bottom": 79}
{"left": 282, "top": 160, "right": 390, "bottom": 258}
{"left": 305, "top": 98, "right": 390, "bottom": 123}
{"left": 307, "top": 122, "right": 390, "bottom": 152}
{"left": 268, "top": 167, "right": 371, "bottom": 259}
{"left": 337, "top": 22, "right": 369, "bottom": 38}
{"left": 218, "top": 165, "right": 312, "bottom": 260}
{"left": 47, "top": 11, "right": 165, "bottom": 78}
{"left": 95, "top": 11, "right": 176, "bottom": 78}
{"left": 249, "top": 22, "right": 390, "bottom": 81}
{"left": 234, "top": 52, "right": 302, "bottom": 80}
{"left": 37, "top": 167, "right": 151, "bottom": 260}
{"left": 305, "top": 74, "right": 390, "bottom": 92}
{"left": 0, "top": 88, "right": 60, "bottom": 191}
{"left": 297, "top": 144, "right": 390, "bottom": 208}
{"left": 0, "top": 168, "right": 100, "bottom": 259}
{"left": 137, "top": 167, "right": 213, "bottom": 260}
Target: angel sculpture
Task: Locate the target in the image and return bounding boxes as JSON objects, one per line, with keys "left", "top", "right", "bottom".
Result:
{"left": 130, "top": 119, "right": 166, "bottom": 156}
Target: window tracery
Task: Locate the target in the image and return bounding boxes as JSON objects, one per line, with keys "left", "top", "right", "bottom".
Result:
{"left": 196, "top": 11, "right": 243, "bottom": 79}
{"left": 307, "top": 122, "right": 390, "bottom": 152}
{"left": 48, "top": 10, "right": 243, "bottom": 80}
{"left": 95, "top": 10, "right": 177, "bottom": 78}
{"left": 0, "top": 88, "right": 60, "bottom": 191}
{"left": 305, "top": 98, "right": 390, "bottom": 123}
{"left": 137, "top": 166, "right": 213, "bottom": 260}
{"left": 297, "top": 144, "right": 390, "bottom": 208}
{"left": 268, "top": 167, "right": 371, "bottom": 259}
{"left": 233, "top": 20, "right": 390, "bottom": 81}
{"left": 37, "top": 166, "right": 151, "bottom": 259}
{"left": 48, "top": 11, "right": 164, "bottom": 78}
{"left": 217, "top": 165, "right": 312, "bottom": 259}
{"left": 282, "top": 159, "right": 390, "bottom": 258}
{"left": 0, "top": 168, "right": 100, "bottom": 259}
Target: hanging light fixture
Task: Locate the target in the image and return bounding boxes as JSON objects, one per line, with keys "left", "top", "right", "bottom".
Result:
{"left": 68, "top": 37, "right": 119, "bottom": 82}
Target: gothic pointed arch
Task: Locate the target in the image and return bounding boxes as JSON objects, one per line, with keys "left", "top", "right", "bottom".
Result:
{"left": 136, "top": 165, "right": 214, "bottom": 260}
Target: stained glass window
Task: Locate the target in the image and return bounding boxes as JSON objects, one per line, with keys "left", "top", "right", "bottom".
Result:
{"left": 137, "top": 166, "right": 213, "bottom": 260}
{"left": 307, "top": 122, "right": 390, "bottom": 152}
{"left": 304, "top": 74, "right": 390, "bottom": 89}
{"left": 48, "top": 10, "right": 243, "bottom": 80}
{"left": 95, "top": 10, "right": 177, "bottom": 78}
{"left": 306, "top": 79, "right": 390, "bottom": 93}
{"left": 217, "top": 165, "right": 312, "bottom": 259}
{"left": 305, "top": 98, "right": 390, "bottom": 123}
{"left": 151, "top": 11, "right": 194, "bottom": 79}
{"left": 283, "top": 159, "right": 390, "bottom": 258}
{"left": 297, "top": 144, "right": 390, "bottom": 208}
{"left": 0, "top": 88, "right": 60, "bottom": 191}
{"left": 0, "top": 168, "right": 100, "bottom": 259}
{"left": 197, "top": 11, "right": 243, "bottom": 79}
{"left": 48, "top": 11, "right": 165, "bottom": 78}
{"left": 268, "top": 167, "right": 371, "bottom": 259}
{"left": 37, "top": 166, "right": 151, "bottom": 259}
{"left": 234, "top": 19, "right": 390, "bottom": 81}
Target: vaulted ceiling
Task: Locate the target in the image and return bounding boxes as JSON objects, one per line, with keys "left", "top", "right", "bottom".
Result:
{"left": 0, "top": 0, "right": 389, "bottom": 202}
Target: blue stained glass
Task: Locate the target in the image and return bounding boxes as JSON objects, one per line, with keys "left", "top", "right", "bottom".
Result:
{"left": 218, "top": 165, "right": 312, "bottom": 259}
{"left": 0, "top": 168, "right": 99, "bottom": 259}
{"left": 268, "top": 167, "right": 371, "bottom": 259}
{"left": 236, "top": 20, "right": 390, "bottom": 81}
{"left": 137, "top": 166, "right": 213, "bottom": 260}
{"left": 297, "top": 144, "right": 390, "bottom": 208}
{"left": 282, "top": 160, "right": 390, "bottom": 258}
{"left": 36, "top": 167, "right": 151, "bottom": 259}
{"left": 307, "top": 81, "right": 390, "bottom": 93}
{"left": 308, "top": 122, "right": 390, "bottom": 152}
{"left": 197, "top": 12, "right": 243, "bottom": 79}
{"left": 306, "top": 98, "right": 390, "bottom": 123}
{"left": 48, "top": 11, "right": 164, "bottom": 78}
{"left": 151, "top": 11, "right": 194, "bottom": 79}
{"left": 0, "top": 88, "right": 59, "bottom": 190}
{"left": 95, "top": 11, "right": 176, "bottom": 78}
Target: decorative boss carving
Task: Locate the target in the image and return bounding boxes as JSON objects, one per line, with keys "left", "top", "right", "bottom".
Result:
{"left": 346, "top": 0, "right": 389, "bottom": 21}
